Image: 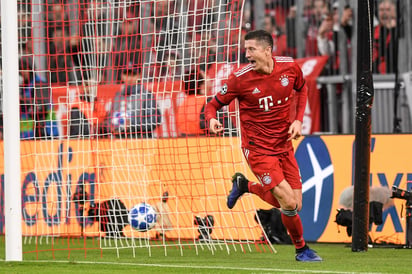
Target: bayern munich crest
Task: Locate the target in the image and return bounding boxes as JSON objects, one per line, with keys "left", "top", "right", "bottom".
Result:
{"left": 279, "top": 75, "right": 289, "bottom": 87}
{"left": 261, "top": 173, "right": 272, "bottom": 185}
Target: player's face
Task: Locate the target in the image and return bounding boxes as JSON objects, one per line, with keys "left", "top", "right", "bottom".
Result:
{"left": 244, "top": 39, "right": 272, "bottom": 73}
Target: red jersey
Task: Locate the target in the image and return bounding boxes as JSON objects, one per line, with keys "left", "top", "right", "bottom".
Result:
{"left": 205, "top": 56, "right": 307, "bottom": 155}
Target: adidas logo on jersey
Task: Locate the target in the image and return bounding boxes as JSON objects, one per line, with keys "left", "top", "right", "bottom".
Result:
{"left": 252, "top": 88, "right": 261, "bottom": 94}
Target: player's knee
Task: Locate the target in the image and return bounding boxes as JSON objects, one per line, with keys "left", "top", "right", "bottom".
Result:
{"left": 280, "top": 196, "right": 298, "bottom": 211}
{"left": 280, "top": 199, "right": 298, "bottom": 214}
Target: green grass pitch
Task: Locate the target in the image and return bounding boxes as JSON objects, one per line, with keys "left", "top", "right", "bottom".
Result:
{"left": 1, "top": 237, "right": 411, "bottom": 273}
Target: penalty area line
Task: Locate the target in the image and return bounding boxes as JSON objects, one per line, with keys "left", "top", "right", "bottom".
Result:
{"left": 8, "top": 260, "right": 383, "bottom": 274}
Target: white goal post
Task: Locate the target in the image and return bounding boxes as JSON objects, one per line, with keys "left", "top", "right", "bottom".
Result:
{"left": 1, "top": 0, "right": 23, "bottom": 261}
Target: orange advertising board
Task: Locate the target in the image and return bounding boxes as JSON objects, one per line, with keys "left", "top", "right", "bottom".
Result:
{"left": 311, "top": 135, "right": 411, "bottom": 244}
{"left": 0, "top": 135, "right": 410, "bottom": 244}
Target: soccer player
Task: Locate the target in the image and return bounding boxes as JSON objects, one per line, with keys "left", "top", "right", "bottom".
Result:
{"left": 205, "top": 29, "right": 322, "bottom": 262}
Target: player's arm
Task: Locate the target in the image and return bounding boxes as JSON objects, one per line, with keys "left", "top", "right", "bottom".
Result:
{"left": 205, "top": 97, "right": 225, "bottom": 134}
{"left": 205, "top": 75, "right": 239, "bottom": 134}
{"left": 288, "top": 73, "right": 308, "bottom": 141}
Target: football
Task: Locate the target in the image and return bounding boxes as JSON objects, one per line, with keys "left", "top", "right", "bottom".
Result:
{"left": 128, "top": 203, "right": 157, "bottom": 231}
{"left": 111, "top": 111, "right": 130, "bottom": 129}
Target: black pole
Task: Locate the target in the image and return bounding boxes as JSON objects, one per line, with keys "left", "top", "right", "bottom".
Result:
{"left": 406, "top": 200, "right": 412, "bottom": 248}
{"left": 352, "top": 0, "right": 374, "bottom": 252}
{"left": 393, "top": 0, "right": 402, "bottom": 133}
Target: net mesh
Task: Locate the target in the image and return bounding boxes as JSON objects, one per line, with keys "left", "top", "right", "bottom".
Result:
{"left": 2, "top": 0, "right": 274, "bottom": 258}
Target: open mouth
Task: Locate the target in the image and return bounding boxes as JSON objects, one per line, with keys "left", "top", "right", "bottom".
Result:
{"left": 249, "top": 60, "right": 256, "bottom": 67}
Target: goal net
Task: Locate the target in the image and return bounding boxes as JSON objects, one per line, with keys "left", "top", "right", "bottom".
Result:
{"left": 1, "top": 0, "right": 275, "bottom": 258}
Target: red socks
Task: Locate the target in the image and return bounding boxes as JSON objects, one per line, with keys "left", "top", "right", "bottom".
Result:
{"left": 248, "top": 181, "right": 280, "bottom": 208}
{"left": 281, "top": 213, "right": 306, "bottom": 249}
{"left": 247, "top": 181, "right": 306, "bottom": 250}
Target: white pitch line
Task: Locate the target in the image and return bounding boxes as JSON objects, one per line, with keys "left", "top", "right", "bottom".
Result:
{"left": 0, "top": 259, "right": 384, "bottom": 274}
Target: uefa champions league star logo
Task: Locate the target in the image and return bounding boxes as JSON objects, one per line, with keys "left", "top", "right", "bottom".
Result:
{"left": 295, "top": 136, "right": 334, "bottom": 241}
{"left": 220, "top": 83, "right": 228, "bottom": 95}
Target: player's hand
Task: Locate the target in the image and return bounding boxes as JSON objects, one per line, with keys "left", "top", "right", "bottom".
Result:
{"left": 287, "top": 120, "right": 302, "bottom": 141}
{"left": 209, "top": 118, "right": 223, "bottom": 134}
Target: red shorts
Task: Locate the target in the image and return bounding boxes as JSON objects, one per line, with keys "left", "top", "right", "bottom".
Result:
{"left": 242, "top": 148, "right": 302, "bottom": 192}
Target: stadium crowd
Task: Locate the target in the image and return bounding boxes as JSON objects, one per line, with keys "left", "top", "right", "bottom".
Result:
{"left": 0, "top": 0, "right": 401, "bottom": 139}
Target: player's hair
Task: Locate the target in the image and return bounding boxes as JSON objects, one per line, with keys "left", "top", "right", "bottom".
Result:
{"left": 244, "top": 29, "right": 274, "bottom": 50}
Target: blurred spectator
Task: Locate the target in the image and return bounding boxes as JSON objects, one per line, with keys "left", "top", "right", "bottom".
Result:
{"left": 80, "top": 35, "right": 114, "bottom": 84}
{"left": 156, "top": 50, "right": 182, "bottom": 82}
{"left": 152, "top": 0, "right": 180, "bottom": 48}
{"left": 264, "top": 0, "right": 294, "bottom": 33}
{"left": 46, "top": 0, "right": 70, "bottom": 38}
{"left": 228, "top": 28, "right": 243, "bottom": 63}
{"left": 197, "top": 25, "right": 243, "bottom": 72}
{"left": 373, "top": 0, "right": 398, "bottom": 74}
{"left": 77, "top": 0, "right": 120, "bottom": 84}
{"left": 197, "top": 31, "right": 218, "bottom": 71}
{"left": 317, "top": 4, "right": 334, "bottom": 56}
{"left": 223, "top": 2, "right": 245, "bottom": 64}
{"left": 19, "top": 56, "right": 58, "bottom": 139}
{"left": 152, "top": 49, "right": 185, "bottom": 138}
{"left": 18, "top": 3, "right": 32, "bottom": 54}
{"left": 317, "top": 1, "right": 353, "bottom": 74}
{"left": 112, "top": 11, "right": 142, "bottom": 83}
{"left": 305, "top": 0, "right": 330, "bottom": 57}
{"left": 285, "top": 1, "right": 312, "bottom": 58}
{"left": 263, "top": 15, "right": 288, "bottom": 56}
{"left": 48, "top": 26, "right": 82, "bottom": 84}
{"left": 187, "top": 0, "right": 209, "bottom": 31}
{"left": 285, "top": 5, "right": 297, "bottom": 58}
{"left": 238, "top": 28, "right": 249, "bottom": 64}
{"left": 175, "top": 70, "right": 207, "bottom": 136}
{"left": 67, "top": 78, "right": 107, "bottom": 138}
{"left": 100, "top": 61, "right": 161, "bottom": 138}
{"left": 242, "top": 1, "right": 252, "bottom": 30}
{"left": 286, "top": 0, "right": 328, "bottom": 58}
{"left": 152, "top": 0, "right": 184, "bottom": 75}
{"left": 340, "top": 3, "right": 353, "bottom": 38}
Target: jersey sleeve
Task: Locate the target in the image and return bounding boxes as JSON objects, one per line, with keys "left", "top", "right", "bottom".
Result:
{"left": 214, "top": 74, "right": 239, "bottom": 106}
{"left": 204, "top": 73, "right": 239, "bottom": 123}
{"left": 293, "top": 61, "right": 306, "bottom": 91}
{"left": 293, "top": 61, "right": 308, "bottom": 122}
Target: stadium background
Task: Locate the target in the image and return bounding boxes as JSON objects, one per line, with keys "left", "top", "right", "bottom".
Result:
{"left": 1, "top": 0, "right": 412, "bottom": 253}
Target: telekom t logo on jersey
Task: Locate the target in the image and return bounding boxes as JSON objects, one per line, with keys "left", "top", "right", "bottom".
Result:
{"left": 259, "top": 96, "right": 273, "bottom": 111}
